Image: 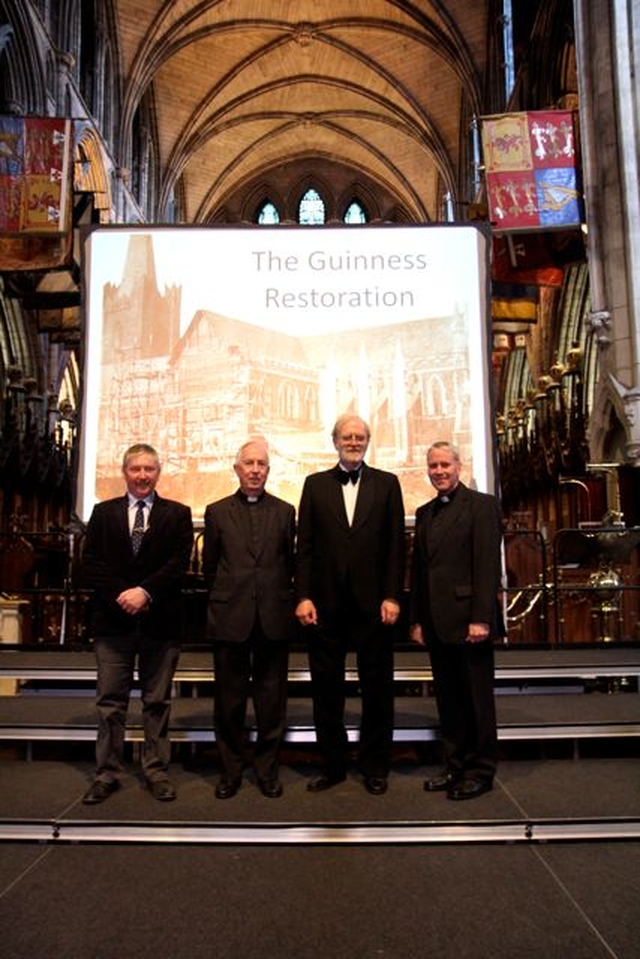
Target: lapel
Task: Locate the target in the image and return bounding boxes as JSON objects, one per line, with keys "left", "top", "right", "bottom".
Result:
{"left": 351, "top": 464, "right": 374, "bottom": 528}
{"left": 424, "top": 484, "right": 467, "bottom": 557}
{"left": 116, "top": 496, "right": 130, "bottom": 544}
{"left": 327, "top": 464, "right": 372, "bottom": 529}
{"left": 327, "top": 466, "right": 351, "bottom": 529}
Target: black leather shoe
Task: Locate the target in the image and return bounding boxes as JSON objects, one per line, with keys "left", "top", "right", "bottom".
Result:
{"left": 148, "top": 779, "right": 176, "bottom": 802}
{"left": 82, "top": 780, "right": 119, "bottom": 805}
{"left": 424, "top": 770, "right": 462, "bottom": 792}
{"left": 259, "top": 779, "right": 283, "bottom": 799}
{"left": 447, "top": 778, "right": 493, "bottom": 801}
{"left": 306, "top": 773, "right": 346, "bottom": 793}
{"left": 215, "top": 778, "right": 241, "bottom": 800}
{"left": 364, "top": 776, "right": 388, "bottom": 795}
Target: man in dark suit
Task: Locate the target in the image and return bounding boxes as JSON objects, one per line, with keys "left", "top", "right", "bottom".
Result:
{"left": 295, "top": 414, "right": 405, "bottom": 795}
{"left": 409, "top": 441, "right": 503, "bottom": 800}
{"left": 82, "top": 443, "right": 193, "bottom": 804}
{"left": 203, "top": 439, "right": 296, "bottom": 799}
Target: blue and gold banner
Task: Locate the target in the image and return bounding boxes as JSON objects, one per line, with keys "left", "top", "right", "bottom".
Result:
{"left": 481, "top": 111, "right": 583, "bottom": 232}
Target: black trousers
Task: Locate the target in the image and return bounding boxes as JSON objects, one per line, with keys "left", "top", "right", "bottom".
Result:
{"left": 428, "top": 637, "right": 497, "bottom": 782}
{"left": 307, "top": 610, "right": 395, "bottom": 779}
{"left": 94, "top": 632, "right": 180, "bottom": 783}
{"left": 213, "top": 624, "right": 289, "bottom": 783}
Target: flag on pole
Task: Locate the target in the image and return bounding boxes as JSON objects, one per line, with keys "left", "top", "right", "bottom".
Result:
{"left": 481, "top": 111, "right": 582, "bottom": 231}
{"left": 0, "top": 116, "right": 73, "bottom": 234}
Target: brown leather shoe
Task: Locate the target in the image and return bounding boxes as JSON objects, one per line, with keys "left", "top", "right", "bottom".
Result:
{"left": 148, "top": 779, "right": 176, "bottom": 802}
{"left": 82, "top": 780, "right": 120, "bottom": 805}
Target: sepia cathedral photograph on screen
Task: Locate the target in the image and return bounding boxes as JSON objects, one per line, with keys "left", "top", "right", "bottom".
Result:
{"left": 80, "top": 224, "right": 493, "bottom": 520}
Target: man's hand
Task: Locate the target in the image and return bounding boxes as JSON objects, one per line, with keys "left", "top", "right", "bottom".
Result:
{"left": 466, "top": 622, "right": 490, "bottom": 644}
{"left": 116, "top": 587, "right": 150, "bottom": 616}
{"left": 296, "top": 598, "right": 317, "bottom": 626}
{"left": 409, "top": 623, "right": 425, "bottom": 646}
{"left": 380, "top": 598, "right": 400, "bottom": 626}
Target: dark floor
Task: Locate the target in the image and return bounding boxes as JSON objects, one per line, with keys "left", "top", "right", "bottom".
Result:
{"left": 1, "top": 746, "right": 639, "bottom": 958}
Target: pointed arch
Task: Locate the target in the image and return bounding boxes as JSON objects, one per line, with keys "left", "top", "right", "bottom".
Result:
{"left": 343, "top": 200, "right": 368, "bottom": 224}
{"left": 75, "top": 126, "right": 113, "bottom": 219}
{"left": 297, "top": 187, "right": 326, "bottom": 225}
{"left": 257, "top": 201, "right": 281, "bottom": 225}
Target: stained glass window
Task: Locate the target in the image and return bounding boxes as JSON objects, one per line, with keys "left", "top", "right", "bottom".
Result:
{"left": 298, "top": 188, "right": 325, "bottom": 225}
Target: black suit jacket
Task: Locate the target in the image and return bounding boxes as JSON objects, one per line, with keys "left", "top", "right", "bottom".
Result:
{"left": 202, "top": 490, "right": 297, "bottom": 642}
{"left": 295, "top": 463, "right": 405, "bottom": 620}
{"left": 82, "top": 494, "right": 193, "bottom": 641}
{"left": 409, "top": 483, "right": 503, "bottom": 645}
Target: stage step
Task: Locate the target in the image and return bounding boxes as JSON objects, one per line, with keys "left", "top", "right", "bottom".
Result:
{"left": 0, "top": 644, "right": 638, "bottom": 749}
{"left": 1, "top": 644, "right": 639, "bottom": 683}
{"left": 1, "top": 689, "right": 639, "bottom": 746}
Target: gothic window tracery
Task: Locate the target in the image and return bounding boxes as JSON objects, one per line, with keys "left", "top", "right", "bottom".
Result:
{"left": 257, "top": 201, "right": 280, "bottom": 225}
{"left": 298, "top": 188, "right": 325, "bottom": 225}
{"left": 343, "top": 200, "right": 367, "bottom": 224}
{"left": 131, "top": 94, "right": 159, "bottom": 219}
{"left": 255, "top": 190, "right": 371, "bottom": 225}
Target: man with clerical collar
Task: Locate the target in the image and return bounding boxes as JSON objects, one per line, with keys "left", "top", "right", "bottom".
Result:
{"left": 203, "top": 439, "right": 296, "bottom": 799}
{"left": 295, "top": 413, "right": 405, "bottom": 796}
{"left": 409, "top": 441, "right": 503, "bottom": 801}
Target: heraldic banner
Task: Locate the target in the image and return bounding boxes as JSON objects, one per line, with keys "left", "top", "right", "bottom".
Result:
{"left": 0, "top": 116, "right": 72, "bottom": 235}
{"left": 481, "top": 110, "right": 582, "bottom": 232}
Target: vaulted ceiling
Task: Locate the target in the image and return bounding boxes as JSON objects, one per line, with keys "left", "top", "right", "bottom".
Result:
{"left": 116, "top": 0, "right": 493, "bottom": 222}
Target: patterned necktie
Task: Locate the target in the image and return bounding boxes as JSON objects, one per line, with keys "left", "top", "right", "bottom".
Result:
{"left": 131, "top": 500, "right": 146, "bottom": 554}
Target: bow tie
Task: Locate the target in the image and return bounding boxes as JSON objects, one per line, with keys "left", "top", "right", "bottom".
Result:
{"left": 338, "top": 469, "right": 360, "bottom": 485}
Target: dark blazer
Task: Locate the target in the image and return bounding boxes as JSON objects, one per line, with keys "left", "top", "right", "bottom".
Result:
{"left": 82, "top": 494, "right": 193, "bottom": 640}
{"left": 410, "top": 483, "right": 503, "bottom": 644}
{"left": 295, "top": 463, "right": 405, "bottom": 619}
{"left": 202, "top": 491, "right": 297, "bottom": 642}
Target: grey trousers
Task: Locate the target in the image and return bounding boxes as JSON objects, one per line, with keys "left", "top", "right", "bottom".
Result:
{"left": 93, "top": 632, "right": 180, "bottom": 783}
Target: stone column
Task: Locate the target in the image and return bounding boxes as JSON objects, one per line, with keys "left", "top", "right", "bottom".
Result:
{"left": 574, "top": 0, "right": 640, "bottom": 464}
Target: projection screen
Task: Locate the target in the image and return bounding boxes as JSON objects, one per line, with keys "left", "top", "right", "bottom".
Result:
{"left": 78, "top": 223, "right": 495, "bottom": 522}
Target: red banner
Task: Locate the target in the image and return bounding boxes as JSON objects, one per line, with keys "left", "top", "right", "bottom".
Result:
{"left": 0, "top": 117, "right": 72, "bottom": 235}
{"left": 481, "top": 111, "right": 582, "bottom": 232}
{"left": 492, "top": 234, "right": 565, "bottom": 287}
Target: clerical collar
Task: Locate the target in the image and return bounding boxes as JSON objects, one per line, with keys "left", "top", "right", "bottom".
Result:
{"left": 236, "top": 489, "right": 265, "bottom": 504}
{"left": 438, "top": 486, "right": 458, "bottom": 504}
